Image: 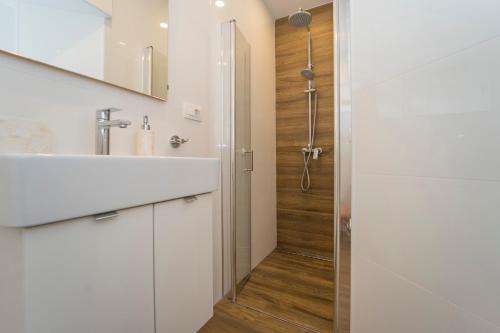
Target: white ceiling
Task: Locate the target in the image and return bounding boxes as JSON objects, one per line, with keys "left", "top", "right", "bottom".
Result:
{"left": 262, "top": 0, "right": 333, "bottom": 19}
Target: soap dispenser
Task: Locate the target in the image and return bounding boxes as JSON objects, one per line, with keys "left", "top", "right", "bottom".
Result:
{"left": 135, "top": 115, "right": 154, "bottom": 155}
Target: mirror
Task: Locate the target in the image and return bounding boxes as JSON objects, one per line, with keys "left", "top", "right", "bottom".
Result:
{"left": 0, "top": 0, "right": 168, "bottom": 100}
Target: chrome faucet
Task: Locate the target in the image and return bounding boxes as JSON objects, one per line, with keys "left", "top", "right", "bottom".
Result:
{"left": 95, "top": 108, "right": 131, "bottom": 155}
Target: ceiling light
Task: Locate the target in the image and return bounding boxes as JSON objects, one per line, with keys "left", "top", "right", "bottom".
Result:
{"left": 160, "top": 22, "right": 168, "bottom": 29}
{"left": 215, "top": 0, "right": 225, "bottom": 8}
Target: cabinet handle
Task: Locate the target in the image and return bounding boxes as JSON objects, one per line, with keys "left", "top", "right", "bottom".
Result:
{"left": 183, "top": 196, "right": 198, "bottom": 203}
{"left": 95, "top": 211, "right": 119, "bottom": 221}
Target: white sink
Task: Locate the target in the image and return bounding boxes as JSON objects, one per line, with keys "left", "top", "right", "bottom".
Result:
{"left": 0, "top": 154, "right": 219, "bottom": 227}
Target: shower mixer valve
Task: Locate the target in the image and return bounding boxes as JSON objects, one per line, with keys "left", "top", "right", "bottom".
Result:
{"left": 302, "top": 147, "right": 323, "bottom": 160}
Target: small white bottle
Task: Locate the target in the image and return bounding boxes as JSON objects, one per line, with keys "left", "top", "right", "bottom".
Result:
{"left": 135, "top": 115, "right": 154, "bottom": 155}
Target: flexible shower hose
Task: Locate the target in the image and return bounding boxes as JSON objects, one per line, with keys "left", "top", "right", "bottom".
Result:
{"left": 301, "top": 91, "right": 318, "bottom": 192}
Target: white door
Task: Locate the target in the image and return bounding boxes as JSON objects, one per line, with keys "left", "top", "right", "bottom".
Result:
{"left": 154, "top": 194, "right": 213, "bottom": 333}
{"left": 23, "top": 205, "right": 155, "bottom": 333}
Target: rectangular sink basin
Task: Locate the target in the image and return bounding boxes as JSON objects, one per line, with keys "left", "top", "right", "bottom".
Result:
{"left": 0, "top": 154, "right": 219, "bottom": 227}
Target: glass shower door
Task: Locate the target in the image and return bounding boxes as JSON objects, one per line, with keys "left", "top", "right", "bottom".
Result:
{"left": 233, "top": 24, "right": 252, "bottom": 294}
{"left": 221, "top": 20, "right": 252, "bottom": 302}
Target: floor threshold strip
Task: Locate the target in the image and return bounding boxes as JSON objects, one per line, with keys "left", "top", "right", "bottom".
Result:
{"left": 277, "top": 249, "right": 334, "bottom": 263}
{"left": 234, "top": 301, "right": 322, "bottom": 333}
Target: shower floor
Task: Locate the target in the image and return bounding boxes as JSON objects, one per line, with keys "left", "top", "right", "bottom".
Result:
{"left": 199, "top": 250, "right": 334, "bottom": 333}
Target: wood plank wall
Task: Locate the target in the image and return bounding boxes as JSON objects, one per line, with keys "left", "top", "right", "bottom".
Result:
{"left": 275, "top": 3, "right": 334, "bottom": 259}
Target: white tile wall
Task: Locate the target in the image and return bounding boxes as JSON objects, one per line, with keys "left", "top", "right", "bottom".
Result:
{"left": 352, "top": 256, "right": 500, "bottom": 333}
{"left": 351, "top": 0, "right": 500, "bottom": 331}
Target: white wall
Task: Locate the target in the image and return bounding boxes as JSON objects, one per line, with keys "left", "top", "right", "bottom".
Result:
{"left": 351, "top": 0, "right": 500, "bottom": 332}
{"left": 85, "top": 0, "right": 112, "bottom": 16}
{"left": 0, "top": 0, "right": 275, "bottom": 329}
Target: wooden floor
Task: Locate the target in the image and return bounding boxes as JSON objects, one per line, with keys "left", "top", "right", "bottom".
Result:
{"left": 198, "top": 299, "right": 311, "bottom": 333}
{"left": 199, "top": 250, "right": 334, "bottom": 333}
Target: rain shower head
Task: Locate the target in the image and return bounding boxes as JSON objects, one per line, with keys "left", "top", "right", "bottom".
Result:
{"left": 288, "top": 8, "right": 312, "bottom": 28}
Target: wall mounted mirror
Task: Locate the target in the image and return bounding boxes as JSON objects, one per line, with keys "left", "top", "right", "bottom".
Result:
{"left": 0, "top": 0, "right": 168, "bottom": 100}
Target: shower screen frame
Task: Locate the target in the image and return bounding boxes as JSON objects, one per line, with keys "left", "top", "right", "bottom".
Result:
{"left": 333, "top": 0, "right": 352, "bottom": 332}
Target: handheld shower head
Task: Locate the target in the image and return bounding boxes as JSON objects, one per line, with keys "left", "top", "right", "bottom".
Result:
{"left": 288, "top": 8, "right": 312, "bottom": 28}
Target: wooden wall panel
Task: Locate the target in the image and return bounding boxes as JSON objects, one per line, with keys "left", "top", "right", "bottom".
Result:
{"left": 276, "top": 3, "right": 334, "bottom": 259}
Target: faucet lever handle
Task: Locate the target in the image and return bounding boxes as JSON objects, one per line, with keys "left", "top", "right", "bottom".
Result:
{"left": 97, "top": 107, "right": 122, "bottom": 113}
{"left": 96, "top": 107, "right": 122, "bottom": 120}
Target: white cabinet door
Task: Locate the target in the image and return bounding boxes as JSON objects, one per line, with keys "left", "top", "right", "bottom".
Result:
{"left": 154, "top": 194, "right": 214, "bottom": 333}
{"left": 23, "top": 205, "right": 155, "bottom": 333}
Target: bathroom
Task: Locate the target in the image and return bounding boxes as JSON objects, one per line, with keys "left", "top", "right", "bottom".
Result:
{"left": 0, "top": 0, "right": 499, "bottom": 333}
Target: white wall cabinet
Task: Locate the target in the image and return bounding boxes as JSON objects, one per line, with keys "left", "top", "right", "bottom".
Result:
{"left": 23, "top": 205, "right": 156, "bottom": 333}
{"left": 154, "top": 194, "right": 214, "bottom": 333}
{"left": 20, "top": 195, "right": 214, "bottom": 333}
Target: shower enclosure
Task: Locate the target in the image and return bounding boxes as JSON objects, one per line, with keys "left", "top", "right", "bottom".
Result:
{"left": 220, "top": 2, "right": 351, "bottom": 332}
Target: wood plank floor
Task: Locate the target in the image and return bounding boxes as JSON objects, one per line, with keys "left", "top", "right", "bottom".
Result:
{"left": 199, "top": 250, "right": 334, "bottom": 333}
{"left": 198, "top": 299, "right": 311, "bottom": 333}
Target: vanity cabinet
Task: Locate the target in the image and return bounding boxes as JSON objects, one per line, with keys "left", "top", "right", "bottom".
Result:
{"left": 20, "top": 195, "right": 214, "bottom": 333}
{"left": 154, "top": 194, "right": 214, "bottom": 333}
{"left": 23, "top": 205, "right": 156, "bottom": 333}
